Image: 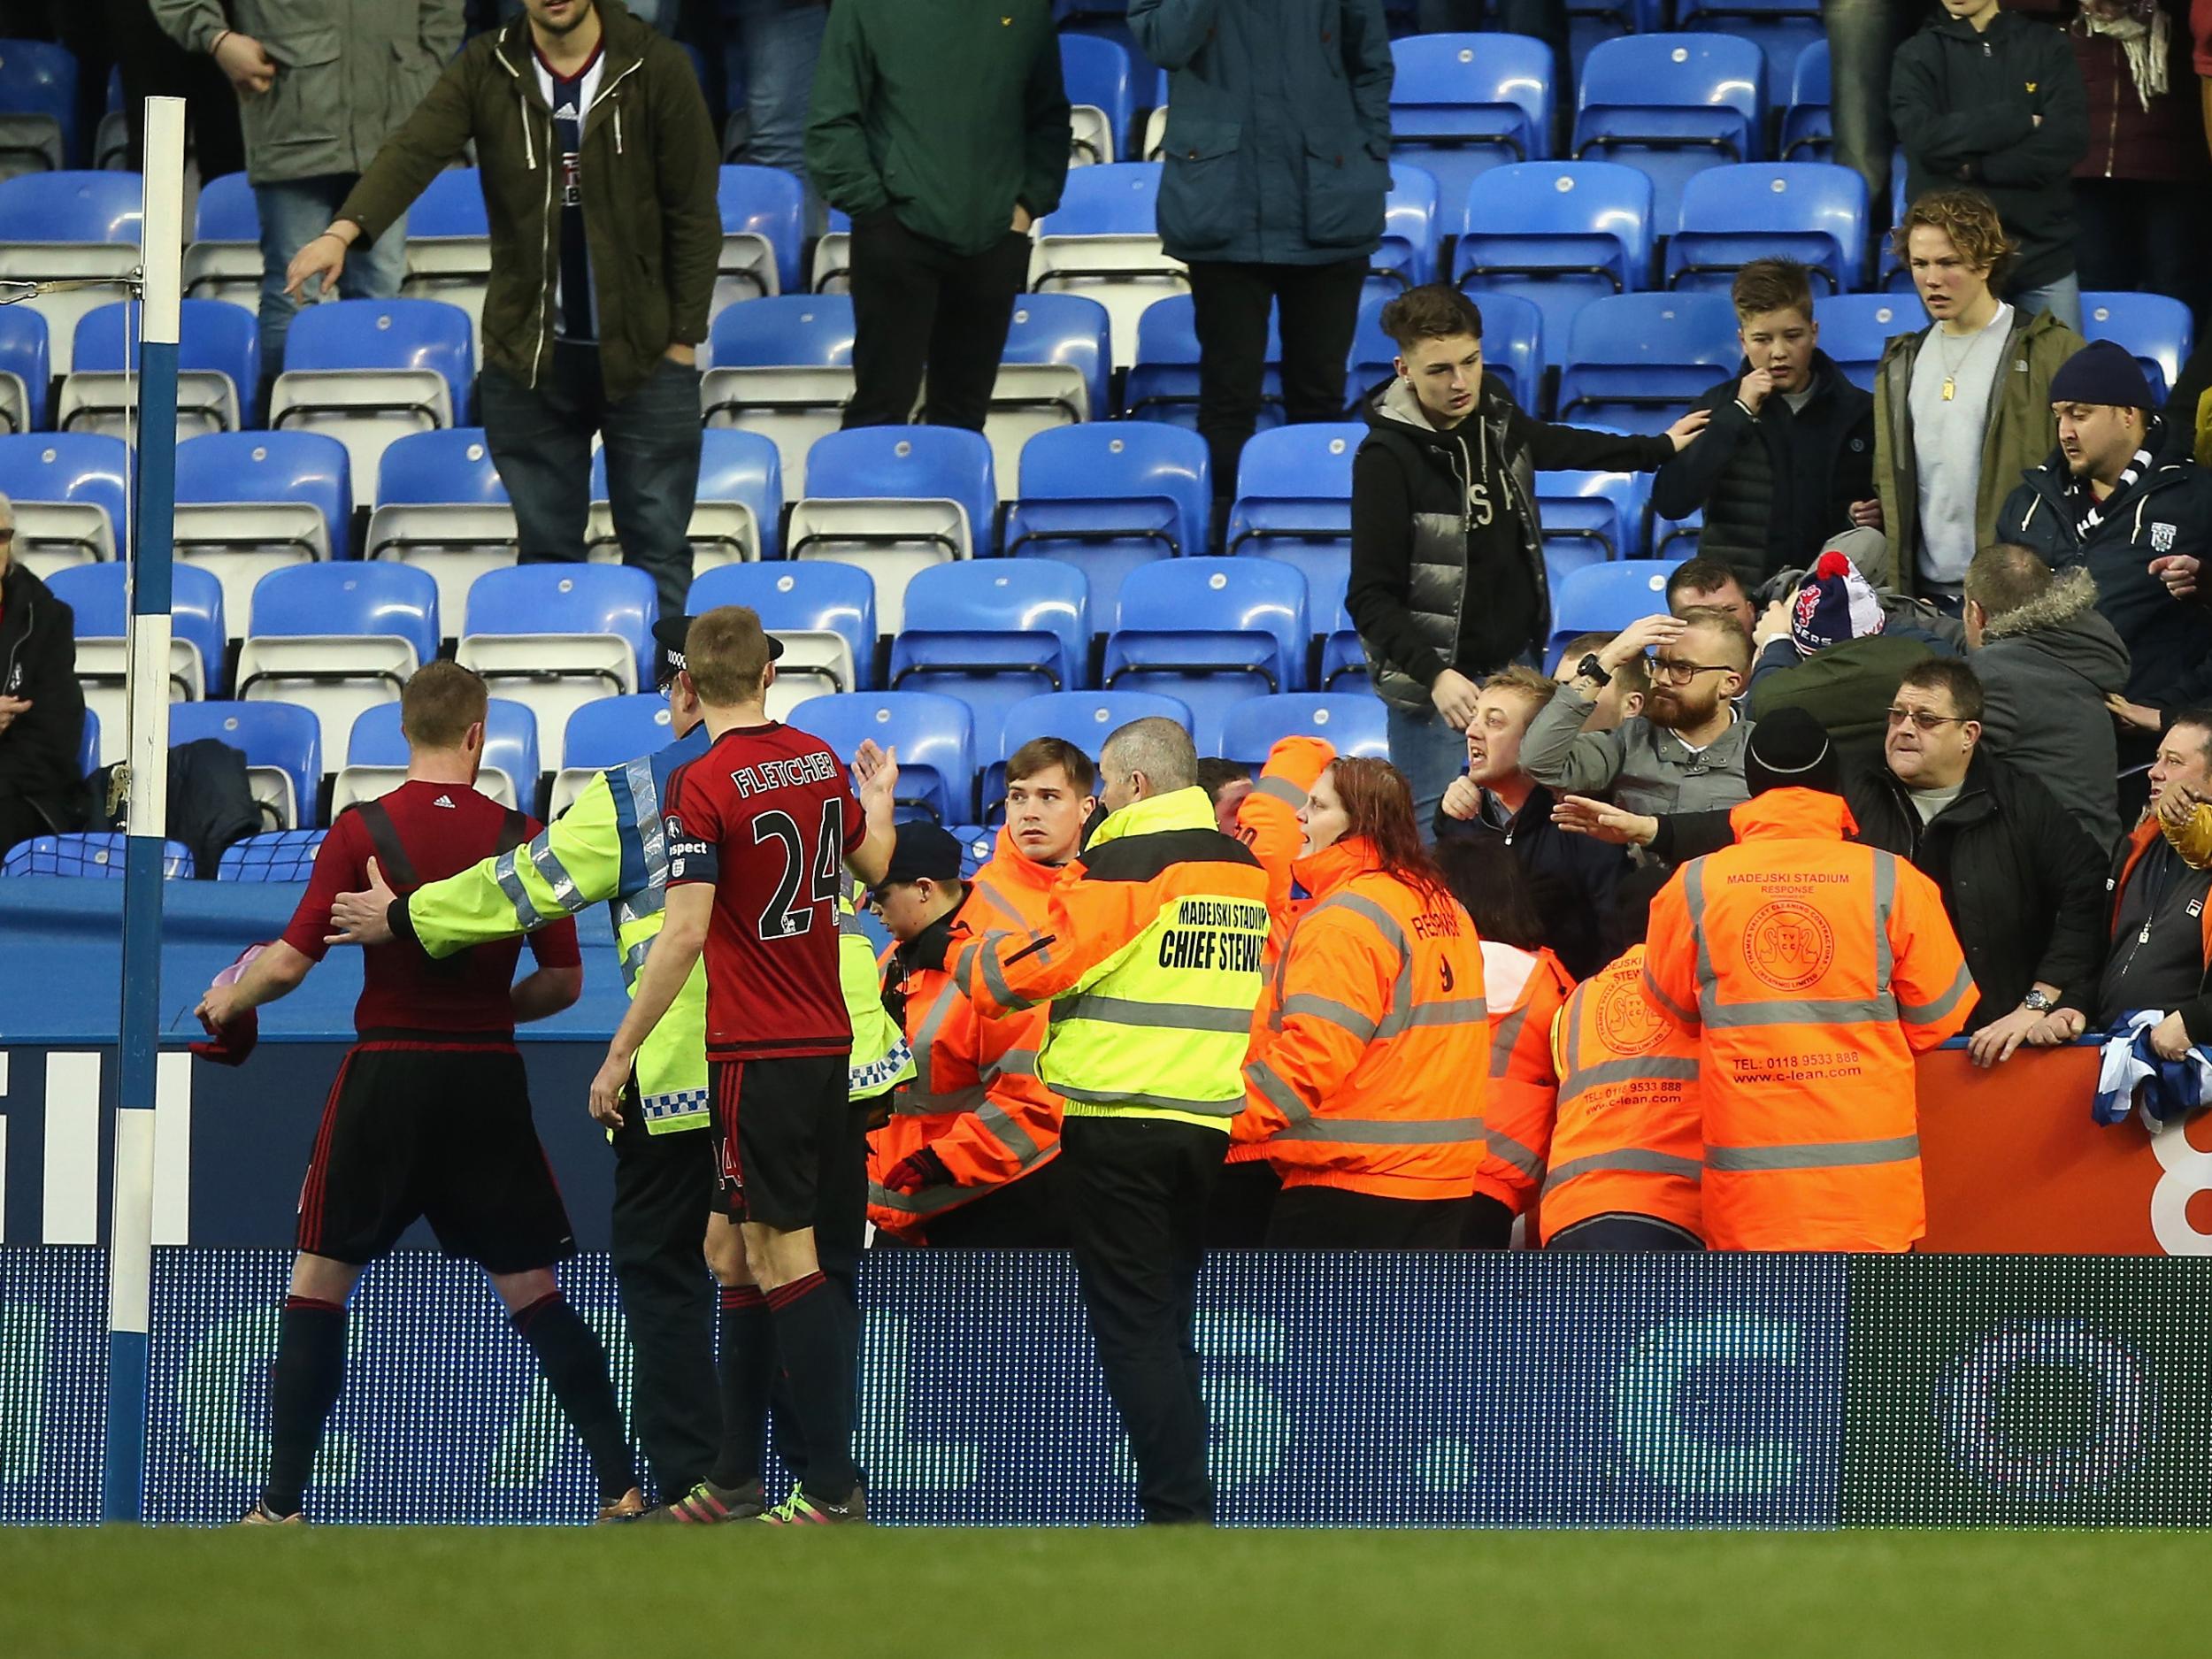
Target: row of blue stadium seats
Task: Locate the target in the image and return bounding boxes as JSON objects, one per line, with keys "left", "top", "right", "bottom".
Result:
{"left": 46, "top": 550, "right": 1689, "bottom": 838}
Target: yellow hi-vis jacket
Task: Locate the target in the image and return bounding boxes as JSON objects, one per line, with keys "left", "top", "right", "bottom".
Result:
{"left": 399, "top": 732, "right": 910, "bottom": 1132}
{"left": 949, "top": 786, "right": 1271, "bottom": 1129}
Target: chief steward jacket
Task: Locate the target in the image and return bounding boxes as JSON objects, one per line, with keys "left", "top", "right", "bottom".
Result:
{"left": 951, "top": 786, "right": 1269, "bottom": 1130}
{"left": 1234, "top": 835, "right": 1490, "bottom": 1200}
{"left": 868, "top": 829, "right": 1064, "bottom": 1240}
{"left": 1472, "top": 940, "right": 1577, "bottom": 1217}
{"left": 396, "top": 725, "right": 911, "bottom": 1133}
{"left": 1537, "top": 944, "right": 1704, "bottom": 1247}
{"left": 1640, "top": 788, "right": 1975, "bottom": 1254}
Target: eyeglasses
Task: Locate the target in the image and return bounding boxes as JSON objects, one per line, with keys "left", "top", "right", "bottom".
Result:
{"left": 1649, "top": 658, "right": 1734, "bottom": 685}
{"left": 1886, "top": 707, "right": 1970, "bottom": 733}
{"left": 0, "top": 527, "right": 14, "bottom": 543}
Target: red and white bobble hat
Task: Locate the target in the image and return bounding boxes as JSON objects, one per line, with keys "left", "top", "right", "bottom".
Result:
{"left": 1788, "top": 546, "right": 1886, "bottom": 658}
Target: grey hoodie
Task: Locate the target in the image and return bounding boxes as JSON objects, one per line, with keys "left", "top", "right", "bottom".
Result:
{"left": 1971, "top": 564, "right": 2131, "bottom": 856}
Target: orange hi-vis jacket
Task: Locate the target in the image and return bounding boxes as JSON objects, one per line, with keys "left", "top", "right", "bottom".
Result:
{"left": 1640, "top": 787, "right": 1975, "bottom": 1254}
{"left": 1537, "top": 943, "right": 1704, "bottom": 1246}
{"left": 1471, "top": 941, "right": 1577, "bottom": 1216}
{"left": 1228, "top": 733, "right": 1336, "bottom": 1170}
{"left": 1235, "top": 836, "right": 1490, "bottom": 1198}
{"left": 866, "top": 836, "right": 1064, "bottom": 1241}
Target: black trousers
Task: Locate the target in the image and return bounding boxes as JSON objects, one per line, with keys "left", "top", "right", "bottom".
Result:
{"left": 920, "top": 1158, "right": 1068, "bottom": 1248}
{"left": 1186, "top": 256, "right": 1366, "bottom": 533}
{"left": 1205, "top": 1157, "right": 1280, "bottom": 1248}
{"left": 843, "top": 211, "right": 1030, "bottom": 431}
{"left": 2075, "top": 179, "right": 2212, "bottom": 334}
{"left": 1059, "top": 1115, "right": 1225, "bottom": 1525}
{"left": 609, "top": 1110, "right": 720, "bottom": 1501}
{"left": 1545, "top": 1214, "right": 1704, "bottom": 1254}
{"left": 1265, "top": 1187, "right": 1472, "bottom": 1251}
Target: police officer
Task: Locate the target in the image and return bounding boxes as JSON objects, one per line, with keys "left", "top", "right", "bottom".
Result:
{"left": 916, "top": 717, "right": 1270, "bottom": 1525}
{"left": 325, "top": 617, "right": 911, "bottom": 1512}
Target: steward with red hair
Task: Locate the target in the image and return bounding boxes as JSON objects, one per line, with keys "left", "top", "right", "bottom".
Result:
{"left": 1235, "top": 757, "right": 1492, "bottom": 1248}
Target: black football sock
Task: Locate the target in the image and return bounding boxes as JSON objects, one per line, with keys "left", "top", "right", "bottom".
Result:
{"left": 263, "top": 1295, "right": 347, "bottom": 1518}
{"left": 764, "top": 1271, "right": 857, "bottom": 1503}
{"left": 711, "top": 1284, "right": 776, "bottom": 1490}
{"left": 511, "top": 1292, "right": 635, "bottom": 1503}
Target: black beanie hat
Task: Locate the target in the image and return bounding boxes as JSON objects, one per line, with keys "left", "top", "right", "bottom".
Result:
{"left": 1744, "top": 706, "right": 1841, "bottom": 798}
{"left": 2048, "top": 338, "right": 2154, "bottom": 412}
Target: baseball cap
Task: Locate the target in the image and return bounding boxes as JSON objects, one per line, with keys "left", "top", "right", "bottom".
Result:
{"left": 653, "top": 611, "right": 782, "bottom": 689}
{"left": 872, "top": 823, "right": 964, "bottom": 895}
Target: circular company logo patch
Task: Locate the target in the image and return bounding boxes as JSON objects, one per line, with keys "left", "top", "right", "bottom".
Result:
{"left": 1742, "top": 900, "right": 1835, "bottom": 992}
{"left": 1594, "top": 975, "right": 1667, "bottom": 1056}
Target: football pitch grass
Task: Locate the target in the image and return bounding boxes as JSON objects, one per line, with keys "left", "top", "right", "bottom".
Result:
{"left": 4, "top": 1526, "right": 2204, "bottom": 1658}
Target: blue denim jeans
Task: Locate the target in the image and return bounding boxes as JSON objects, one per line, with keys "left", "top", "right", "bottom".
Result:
{"left": 480, "top": 342, "right": 704, "bottom": 618}
{"left": 720, "top": 0, "right": 828, "bottom": 235}
{"left": 256, "top": 175, "right": 408, "bottom": 372}
{"left": 2011, "top": 271, "right": 2084, "bottom": 335}
{"left": 1386, "top": 700, "right": 1470, "bottom": 841}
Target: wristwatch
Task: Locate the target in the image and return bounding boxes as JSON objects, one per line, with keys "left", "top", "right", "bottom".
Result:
{"left": 1575, "top": 652, "right": 1608, "bottom": 687}
{"left": 2022, "top": 988, "right": 2055, "bottom": 1013}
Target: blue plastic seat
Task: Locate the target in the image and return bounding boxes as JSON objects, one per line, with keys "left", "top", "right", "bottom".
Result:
{"left": 194, "top": 170, "right": 259, "bottom": 242}
{"left": 1389, "top": 35, "right": 1555, "bottom": 228}
{"left": 1676, "top": 0, "right": 1824, "bottom": 104}
{"left": 997, "top": 292, "right": 1111, "bottom": 425}
{"left": 49, "top": 560, "right": 225, "bottom": 701}
{"left": 1217, "top": 694, "right": 1390, "bottom": 767}
{"left": 458, "top": 564, "right": 659, "bottom": 708}
{"left": 173, "top": 431, "right": 354, "bottom": 641}
{"left": 1538, "top": 468, "right": 1654, "bottom": 564}
{"left": 1005, "top": 420, "right": 1211, "bottom": 618}
{"left": 982, "top": 688, "right": 1194, "bottom": 811}
{"left": 590, "top": 424, "right": 783, "bottom": 565}
{"left": 0, "top": 39, "right": 81, "bottom": 172}
{"left": 172, "top": 700, "right": 323, "bottom": 829}
{"left": 717, "top": 163, "right": 806, "bottom": 299}
{"left": 707, "top": 293, "right": 856, "bottom": 371}
{"left": 242, "top": 561, "right": 440, "bottom": 669}
{"left": 376, "top": 425, "right": 507, "bottom": 506}
{"left": 411, "top": 165, "right": 487, "bottom": 238}
{"left": 1455, "top": 162, "right": 1655, "bottom": 379}
{"left": 342, "top": 696, "right": 540, "bottom": 815}
{"left": 80, "top": 705, "right": 96, "bottom": 776}
{"left": 1572, "top": 35, "right": 1766, "bottom": 227}
{"left": 688, "top": 560, "right": 877, "bottom": 696}
{"left": 0, "top": 430, "right": 129, "bottom": 565}
{"left": 217, "top": 829, "right": 329, "bottom": 882}
{"left": 0, "top": 305, "right": 50, "bottom": 433}
{"left": 276, "top": 296, "right": 474, "bottom": 419}
{"left": 1548, "top": 558, "right": 1687, "bottom": 653}
{"left": 66, "top": 298, "right": 262, "bottom": 433}
{"left": 1557, "top": 293, "right": 1740, "bottom": 434}
{"left": 790, "top": 426, "right": 997, "bottom": 634}
{"left": 787, "top": 690, "right": 976, "bottom": 823}
{"left": 2083, "top": 292, "right": 2194, "bottom": 407}
{"left": 361, "top": 426, "right": 515, "bottom": 630}
{"left": 3, "top": 833, "right": 194, "bottom": 879}
{"left": 1124, "top": 292, "right": 1282, "bottom": 432}
{"left": 1780, "top": 37, "right": 1832, "bottom": 161}
{"left": 889, "top": 559, "right": 1089, "bottom": 759}
{"left": 701, "top": 295, "right": 856, "bottom": 495}
{"left": 1812, "top": 293, "right": 1917, "bottom": 395}
{"left": 1062, "top": 31, "right": 1135, "bottom": 164}
{"left": 561, "top": 695, "right": 676, "bottom": 773}
{"left": 1375, "top": 164, "right": 1441, "bottom": 290}
{"left": 1665, "top": 163, "right": 1868, "bottom": 297}
{"left": 0, "top": 171, "right": 142, "bottom": 375}
{"left": 1030, "top": 164, "right": 1183, "bottom": 372}
{"left": 1104, "top": 557, "right": 1310, "bottom": 754}
{"left": 1318, "top": 594, "right": 1368, "bottom": 692}
{"left": 1225, "top": 423, "right": 1363, "bottom": 602}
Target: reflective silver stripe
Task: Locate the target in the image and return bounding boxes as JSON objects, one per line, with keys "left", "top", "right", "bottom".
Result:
{"left": 893, "top": 1085, "right": 989, "bottom": 1116}
{"left": 1640, "top": 966, "right": 1697, "bottom": 1030}
{"left": 526, "top": 830, "right": 583, "bottom": 912}
{"left": 615, "top": 887, "right": 665, "bottom": 929}
{"left": 1900, "top": 962, "right": 1974, "bottom": 1025}
{"left": 493, "top": 850, "right": 548, "bottom": 929}
{"left": 1398, "top": 998, "right": 1489, "bottom": 1029}
{"left": 624, "top": 757, "right": 667, "bottom": 888}
{"left": 619, "top": 935, "right": 652, "bottom": 991}
{"left": 1556, "top": 1055, "right": 1701, "bottom": 1110}
{"left": 1056, "top": 1083, "right": 1240, "bottom": 1117}
{"left": 1705, "top": 1135, "right": 1922, "bottom": 1171}
{"left": 1686, "top": 853, "right": 1903, "bottom": 1029}
{"left": 1279, "top": 994, "right": 1379, "bottom": 1043}
{"left": 1686, "top": 859, "right": 1718, "bottom": 1012}
{"left": 1487, "top": 1004, "right": 1531, "bottom": 1076}
{"left": 1298, "top": 890, "right": 1432, "bottom": 1040}
{"left": 975, "top": 1100, "right": 1040, "bottom": 1160}
{"left": 974, "top": 935, "right": 1038, "bottom": 1011}
{"left": 993, "top": 1047, "right": 1041, "bottom": 1079}
{"left": 1250, "top": 774, "right": 1307, "bottom": 811}
{"left": 1050, "top": 994, "right": 1253, "bottom": 1033}
{"left": 1271, "top": 1115, "right": 1484, "bottom": 1146}
{"left": 1542, "top": 1147, "right": 1705, "bottom": 1194}
{"left": 1701, "top": 994, "right": 1897, "bottom": 1027}
{"left": 1872, "top": 850, "right": 1896, "bottom": 997}
{"left": 1484, "top": 1127, "right": 1544, "bottom": 1178}
{"left": 1245, "top": 1057, "right": 1312, "bottom": 1127}
{"left": 870, "top": 1129, "right": 1057, "bottom": 1217}
{"left": 1308, "top": 891, "right": 1409, "bottom": 956}
{"left": 907, "top": 981, "right": 963, "bottom": 1091}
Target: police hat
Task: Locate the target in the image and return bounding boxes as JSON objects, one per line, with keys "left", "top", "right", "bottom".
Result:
{"left": 654, "top": 612, "right": 782, "bottom": 689}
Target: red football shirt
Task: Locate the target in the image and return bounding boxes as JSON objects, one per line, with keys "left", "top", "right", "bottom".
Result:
{"left": 663, "top": 722, "right": 864, "bottom": 1060}
{"left": 283, "top": 780, "right": 581, "bottom": 1040}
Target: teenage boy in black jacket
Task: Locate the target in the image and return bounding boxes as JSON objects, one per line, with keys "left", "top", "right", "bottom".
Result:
{"left": 1650, "top": 258, "right": 1880, "bottom": 591}
{"left": 1348, "top": 284, "right": 1707, "bottom": 831}
{"left": 1891, "top": 0, "right": 2089, "bottom": 327}
{"left": 0, "top": 500, "right": 87, "bottom": 855}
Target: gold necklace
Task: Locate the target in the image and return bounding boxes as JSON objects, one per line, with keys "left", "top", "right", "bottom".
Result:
{"left": 1935, "top": 317, "right": 1987, "bottom": 401}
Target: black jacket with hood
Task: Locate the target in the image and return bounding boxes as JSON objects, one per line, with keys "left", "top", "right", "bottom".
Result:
{"left": 0, "top": 559, "right": 86, "bottom": 843}
{"left": 1994, "top": 421, "right": 2212, "bottom": 711}
{"left": 1348, "top": 373, "right": 1673, "bottom": 709}
{"left": 1648, "top": 352, "right": 1876, "bottom": 590}
{"left": 1890, "top": 9, "right": 2090, "bottom": 295}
